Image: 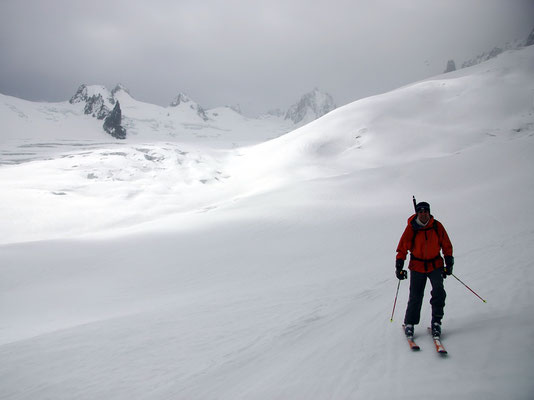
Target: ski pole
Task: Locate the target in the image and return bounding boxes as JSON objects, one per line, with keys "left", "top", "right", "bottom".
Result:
{"left": 451, "top": 273, "right": 487, "bottom": 303}
{"left": 390, "top": 280, "right": 401, "bottom": 322}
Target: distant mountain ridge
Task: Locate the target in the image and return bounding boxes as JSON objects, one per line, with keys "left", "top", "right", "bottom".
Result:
{"left": 66, "top": 84, "right": 336, "bottom": 139}
{"left": 1, "top": 85, "right": 300, "bottom": 147}
{"left": 444, "top": 26, "right": 534, "bottom": 73}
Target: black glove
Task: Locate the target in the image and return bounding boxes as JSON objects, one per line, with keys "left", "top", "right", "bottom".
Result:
{"left": 395, "top": 259, "right": 407, "bottom": 280}
{"left": 443, "top": 255, "right": 454, "bottom": 278}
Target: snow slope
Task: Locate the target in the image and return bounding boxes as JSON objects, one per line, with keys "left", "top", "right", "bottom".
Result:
{"left": 1, "top": 46, "right": 534, "bottom": 399}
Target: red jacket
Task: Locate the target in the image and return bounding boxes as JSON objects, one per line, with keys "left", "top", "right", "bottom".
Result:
{"left": 396, "top": 214, "right": 453, "bottom": 273}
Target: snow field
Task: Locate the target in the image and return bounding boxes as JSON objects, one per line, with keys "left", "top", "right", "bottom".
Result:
{"left": 1, "top": 46, "right": 534, "bottom": 399}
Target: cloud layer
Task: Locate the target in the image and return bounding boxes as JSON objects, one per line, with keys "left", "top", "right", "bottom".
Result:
{"left": 1, "top": 0, "right": 533, "bottom": 115}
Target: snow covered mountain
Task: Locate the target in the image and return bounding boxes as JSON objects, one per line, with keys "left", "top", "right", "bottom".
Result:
{"left": 169, "top": 92, "right": 209, "bottom": 121}
{"left": 69, "top": 84, "right": 116, "bottom": 119}
{"left": 1, "top": 46, "right": 534, "bottom": 399}
{"left": 2, "top": 85, "right": 337, "bottom": 147}
{"left": 0, "top": 86, "right": 295, "bottom": 152}
{"left": 284, "top": 87, "right": 336, "bottom": 125}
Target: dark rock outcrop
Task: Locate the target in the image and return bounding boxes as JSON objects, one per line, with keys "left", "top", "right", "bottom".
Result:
{"left": 444, "top": 59, "right": 456, "bottom": 73}
{"left": 103, "top": 101, "right": 126, "bottom": 139}
{"left": 526, "top": 27, "right": 534, "bottom": 47}
{"left": 70, "top": 84, "right": 113, "bottom": 120}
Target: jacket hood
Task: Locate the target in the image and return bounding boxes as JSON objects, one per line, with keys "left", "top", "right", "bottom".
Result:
{"left": 408, "top": 214, "right": 435, "bottom": 229}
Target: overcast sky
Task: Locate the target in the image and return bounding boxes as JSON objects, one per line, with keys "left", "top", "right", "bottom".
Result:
{"left": 1, "top": 0, "right": 533, "bottom": 116}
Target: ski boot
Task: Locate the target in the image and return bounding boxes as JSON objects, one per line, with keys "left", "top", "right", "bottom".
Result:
{"left": 431, "top": 322, "right": 441, "bottom": 338}
{"left": 404, "top": 324, "right": 414, "bottom": 338}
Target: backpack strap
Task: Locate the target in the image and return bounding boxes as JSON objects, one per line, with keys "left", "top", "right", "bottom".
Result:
{"left": 410, "top": 220, "right": 440, "bottom": 251}
{"left": 410, "top": 254, "right": 442, "bottom": 272}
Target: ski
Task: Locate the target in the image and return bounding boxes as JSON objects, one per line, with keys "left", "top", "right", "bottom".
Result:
{"left": 428, "top": 327, "right": 448, "bottom": 355}
{"left": 402, "top": 325, "right": 420, "bottom": 351}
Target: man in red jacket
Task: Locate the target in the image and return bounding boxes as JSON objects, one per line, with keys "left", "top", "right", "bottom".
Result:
{"left": 395, "top": 201, "right": 454, "bottom": 338}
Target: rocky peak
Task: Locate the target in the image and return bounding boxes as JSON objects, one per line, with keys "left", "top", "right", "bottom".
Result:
{"left": 169, "top": 92, "right": 209, "bottom": 121}
{"left": 69, "top": 84, "right": 114, "bottom": 120}
{"left": 169, "top": 92, "right": 192, "bottom": 107}
{"left": 69, "top": 84, "right": 127, "bottom": 138}
{"left": 285, "top": 88, "right": 336, "bottom": 125}
{"left": 226, "top": 104, "right": 242, "bottom": 114}
{"left": 111, "top": 83, "right": 131, "bottom": 97}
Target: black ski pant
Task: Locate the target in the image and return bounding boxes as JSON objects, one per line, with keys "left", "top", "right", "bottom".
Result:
{"left": 404, "top": 268, "right": 446, "bottom": 326}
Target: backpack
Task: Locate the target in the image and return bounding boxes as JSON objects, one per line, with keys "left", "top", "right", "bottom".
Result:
{"left": 410, "top": 219, "right": 442, "bottom": 271}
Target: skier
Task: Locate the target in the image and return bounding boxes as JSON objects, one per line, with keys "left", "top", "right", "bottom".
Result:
{"left": 395, "top": 201, "right": 454, "bottom": 338}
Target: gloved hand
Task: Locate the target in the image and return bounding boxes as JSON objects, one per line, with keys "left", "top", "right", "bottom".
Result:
{"left": 395, "top": 259, "right": 407, "bottom": 280}
{"left": 443, "top": 255, "right": 454, "bottom": 278}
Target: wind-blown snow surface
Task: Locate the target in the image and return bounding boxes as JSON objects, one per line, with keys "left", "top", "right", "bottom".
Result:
{"left": 1, "top": 47, "right": 534, "bottom": 399}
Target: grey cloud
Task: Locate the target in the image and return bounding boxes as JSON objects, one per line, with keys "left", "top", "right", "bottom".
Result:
{"left": 1, "top": 0, "right": 533, "bottom": 115}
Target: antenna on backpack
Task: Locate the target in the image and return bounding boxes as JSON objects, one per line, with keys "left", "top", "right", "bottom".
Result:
{"left": 412, "top": 195, "right": 417, "bottom": 213}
